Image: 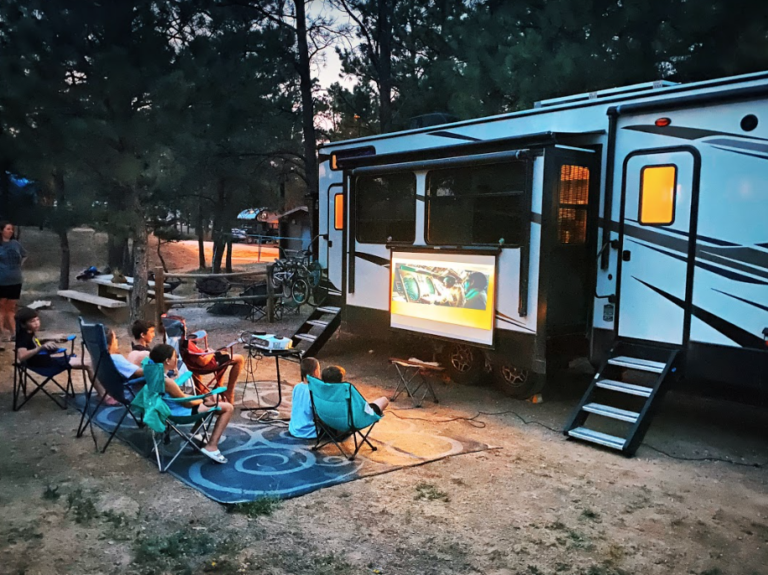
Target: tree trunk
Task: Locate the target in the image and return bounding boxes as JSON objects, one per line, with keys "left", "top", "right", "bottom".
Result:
{"left": 107, "top": 234, "right": 128, "bottom": 271}
{"left": 294, "top": 0, "right": 319, "bottom": 241}
{"left": 225, "top": 239, "right": 233, "bottom": 273}
{"left": 129, "top": 201, "right": 149, "bottom": 323}
{"left": 58, "top": 230, "right": 70, "bottom": 290}
{"left": 0, "top": 159, "right": 11, "bottom": 218}
{"left": 52, "top": 171, "right": 70, "bottom": 290}
{"left": 197, "top": 205, "right": 206, "bottom": 270}
{"left": 156, "top": 240, "right": 168, "bottom": 272}
{"left": 378, "top": 0, "right": 393, "bottom": 133}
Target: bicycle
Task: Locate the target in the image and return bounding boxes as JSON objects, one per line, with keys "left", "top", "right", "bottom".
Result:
{"left": 269, "top": 240, "right": 328, "bottom": 308}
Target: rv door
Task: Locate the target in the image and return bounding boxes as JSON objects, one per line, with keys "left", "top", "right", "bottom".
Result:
{"left": 327, "top": 183, "right": 345, "bottom": 298}
{"left": 617, "top": 148, "right": 700, "bottom": 345}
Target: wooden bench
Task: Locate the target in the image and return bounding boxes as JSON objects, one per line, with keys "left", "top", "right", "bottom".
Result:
{"left": 58, "top": 290, "right": 130, "bottom": 323}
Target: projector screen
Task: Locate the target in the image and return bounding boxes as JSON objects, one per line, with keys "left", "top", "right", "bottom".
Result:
{"left": 390, "top": 251, "right": 496, "bottom": 346}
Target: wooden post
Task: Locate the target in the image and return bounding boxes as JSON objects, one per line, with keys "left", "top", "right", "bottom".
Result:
{"left": 266, "top": 263, "right": 275, "bottom": 323}
{"left": 258, "top": 239, "right": 262, "bottom": 263}
{"left": 154, "top": 266, "right": 166, "bottom": 336}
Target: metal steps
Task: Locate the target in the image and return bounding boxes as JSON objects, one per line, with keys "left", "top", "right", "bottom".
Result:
{"left": 290, "top": 301, "right": 342, "bottom": 357}
{"left": 595, "top": 379, "right": 652, "bottom": 397}
{"left": 568, "top": 427, "right": 626, "bottom": 450}
{"left": 563, "top": 342, "right": 678, "bottom": 456}
{"left": 608, "top": 356, "right": 665, "bottom": 373}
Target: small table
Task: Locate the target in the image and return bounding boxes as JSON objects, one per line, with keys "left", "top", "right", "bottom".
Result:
{"left": 240, "top": 346, "right": 302, "bottom": 412}
{"left": 389, "top": 357, "right": 443, "bottom": 407}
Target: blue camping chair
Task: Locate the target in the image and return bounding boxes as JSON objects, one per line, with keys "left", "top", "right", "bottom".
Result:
{"left": 131, "top": 358, "right": 226, "bottom": 472}
{"left": 307, "top": 375, "right": 382, "bottom": 460}
{"left": 76, "top": 317, "right": 146, "bottom": 453}
{"left": 12, "top": 325, "right": 76, "bottom": 411}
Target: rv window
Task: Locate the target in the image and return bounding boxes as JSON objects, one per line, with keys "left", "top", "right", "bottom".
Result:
{"left": 639, "top": 165, "right": 676, "bottom": 225}
{"left": 355, "top": 172, "right": 416, "bottom": 243}
{"left": 558, "top": 165, "right": 590, "bottom": 244}
{"left": 426, "top": 161, "right": 528, "bottom": 246}
{"left": 334, "top": 193, "right": 344, "bottom": 230}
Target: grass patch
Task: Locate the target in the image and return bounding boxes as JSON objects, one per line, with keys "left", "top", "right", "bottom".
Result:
{"left": 414, "top": 482, "right": 450, "bottom": 502}
{"left": 249, "top": 550, "right": 355, "bottom": 575}
{"left": 580, "top": 508, "right": 601, "bottom": 522}
{"left": 42, "top": 485, "right": 61, "bottom": 501}
{"left": 548, "top": 521, "right": 567, "bottom": 530}
{"left": 66, "top": 488, "right": 99, "bottom": 525}
{"left": 700, "top": 569, "right": 723, "bottom": 575}
{"left": 567, "top": 529, "right": 594, "bottom": 550}
{"left": 6, "top": 526, "right": 43, "bottom": 545}
{"left": 133, "top": 528, "right": 241, "bottom": 575}
{"left": 227, "top": 495, "right": 282, "bottom": 518}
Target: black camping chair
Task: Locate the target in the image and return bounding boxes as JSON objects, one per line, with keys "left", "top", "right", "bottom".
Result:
{"left": 195, "top": 276, "right": 230, "bottom": 298}
{"left": 76, "top": 317, "right": 146, "bottom": 453}
{"left": 12, "top": 324, "right": 76, "bottom": 411}
{"left": 240, "top": 282, "right": 272, "bottom": 321}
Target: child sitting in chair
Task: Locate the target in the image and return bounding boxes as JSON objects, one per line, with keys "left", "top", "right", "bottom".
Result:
{"left": 15, "top": 306, "right": 95, "bottom": 386}
{"left": 126, "top": 319, "right": 155, "bottom": 365}
{"left": 149, "top": 344, "right": 234, "bottom": 464}
{"left": 289, "top": 357, "right": 322, "bottom": 439}
{"left": 322, "top": 365, "right": 390, "bottom": 416}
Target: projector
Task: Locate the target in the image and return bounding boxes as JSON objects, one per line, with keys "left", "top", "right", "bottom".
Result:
{"left": 246, "top": 334, "right": 293, "bottom": 351}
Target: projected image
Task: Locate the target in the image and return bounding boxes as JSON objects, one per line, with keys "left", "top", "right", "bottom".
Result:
{"left": 390, "top": 252, "right": 496, "bottom": 346}
{"left": 392, "top": 263, "right": 490, "bottom": 311}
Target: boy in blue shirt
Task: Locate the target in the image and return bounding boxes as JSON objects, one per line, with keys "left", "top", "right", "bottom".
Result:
{"left": 288, "top": 357, "right": 321, "bottom": 439}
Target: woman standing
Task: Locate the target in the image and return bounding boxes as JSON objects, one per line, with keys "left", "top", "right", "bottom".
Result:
{"left": 0, "top": 221, "right": 27, "bottom": 346}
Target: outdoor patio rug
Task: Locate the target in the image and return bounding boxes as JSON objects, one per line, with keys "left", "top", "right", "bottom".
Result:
{"left": 73, "top": 387, "right": 494, "bottom": 504}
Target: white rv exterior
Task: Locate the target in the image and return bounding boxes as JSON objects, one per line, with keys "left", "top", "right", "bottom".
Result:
{"left": 317, "top": 71, "right": 768, "bottom": 396}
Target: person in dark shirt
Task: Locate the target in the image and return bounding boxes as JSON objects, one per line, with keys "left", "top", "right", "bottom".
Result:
{"left": 15, "top": 307, "right": 93, "bottom": 378}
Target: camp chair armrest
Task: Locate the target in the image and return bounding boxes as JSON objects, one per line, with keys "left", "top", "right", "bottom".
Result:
{"left": 185, "top": 349, "right": 216, "bottom": 357}
{"left": 217, "top": 342, "right": 237, "bottom": 351}
{"left": 126, "top": 376, "right": 146, "bottom": 387}
{"left": 166, "top": 386, "right": 227, "bottom": 402}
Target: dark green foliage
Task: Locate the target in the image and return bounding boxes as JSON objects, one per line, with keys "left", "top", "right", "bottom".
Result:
{"left": 42, "top": 485, "right": 60, "bottom": 501}
{"left": 227, "top": 495, "right": 282, "bottom": 517}
{"left": 66, "top": 488, "right": 99, "bottom": 525}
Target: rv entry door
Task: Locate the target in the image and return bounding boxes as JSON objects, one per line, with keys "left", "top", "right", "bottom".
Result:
{"left": 617, "top": 149, "right": 699, "bottom": 345}
{"left": 327, "top": 183, "right": 345, "bottom": 297}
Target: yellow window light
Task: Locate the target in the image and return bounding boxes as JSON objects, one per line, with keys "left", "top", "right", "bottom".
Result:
{"left": 334, "top": 194, "right": 344, "bottom": 230}
{"left": 640, "top": 165, "right": 676, "bottom": 225}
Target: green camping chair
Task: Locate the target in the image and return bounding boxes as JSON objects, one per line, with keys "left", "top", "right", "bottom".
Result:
{"left": 307, "top": 375, "right": 382, "bottom": 461}
{"left": 131, "top": 358, "right": 226, "bottom": 472}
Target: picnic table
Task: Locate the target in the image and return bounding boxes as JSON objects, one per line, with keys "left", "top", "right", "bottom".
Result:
{"left": 58, "top": 274, "right": 185, "bottom": 323}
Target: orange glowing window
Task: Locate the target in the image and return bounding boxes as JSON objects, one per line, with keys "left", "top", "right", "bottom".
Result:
{"left": 334, "top": 193, "right": 344, "bottom": 230}
{"left": 639, "top": 165, "right": 677, "bottom": 225}
{"left": 558, "top": 165, "right": 590, "bottom": 244}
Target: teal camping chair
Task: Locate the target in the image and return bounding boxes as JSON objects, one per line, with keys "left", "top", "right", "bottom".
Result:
{"left": 307, "top": 375, "right": 382, "bottom": 460}
{"left": 131, "top": 358, "right": 226, "bottom": 472}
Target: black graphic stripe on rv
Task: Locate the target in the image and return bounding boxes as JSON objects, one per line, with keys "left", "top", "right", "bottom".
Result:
{"left": 622, "top": 224, "right": 768, "bottom": 281}
{"left": 622, "top": 219, "right": 739, "bottom": 247}
{"left": 496, "top": 311, "right": 536, "bottom": 332}
{"left": 712, "top": 289, "right": 768, "bottom": 313}
{"left": 355, "top": 252, "right": 390, "bottom": 268}
{"left": 633, "top": 277, "right": 765, "bottom": 349}
{"left": 623, "top": 125, "right": 768, "bottom": 143}
{"left": 627, "top": 240, "right": 768, "bottom": 285}
{"left": 427, "top": 131, "right": 482, "bottom": 142}
{"left": 710, "top": 146, "right": 768, "bottom": 161}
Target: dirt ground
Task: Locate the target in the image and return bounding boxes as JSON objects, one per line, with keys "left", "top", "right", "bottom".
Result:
{"left": 1, "top": 228, "right": 767, "bottom": 575}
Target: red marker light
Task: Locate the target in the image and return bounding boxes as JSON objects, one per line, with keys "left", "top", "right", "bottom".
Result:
{"left": 655, "top": 117, "right": 672, "bottom": 127}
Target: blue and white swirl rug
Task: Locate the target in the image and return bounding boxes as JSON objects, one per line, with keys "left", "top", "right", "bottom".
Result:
{"left": 74, "top": 393, "right": 493, "bottom": 503}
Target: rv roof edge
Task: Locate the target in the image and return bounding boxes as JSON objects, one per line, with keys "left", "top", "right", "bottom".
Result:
{"left": 319, "top": 69, "right": 768, "bottom": 150}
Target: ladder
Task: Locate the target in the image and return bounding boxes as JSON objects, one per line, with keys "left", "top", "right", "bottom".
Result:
{"left": 563, "top": 341, "right": 679, "bottom": 456}
{"left": 290, "top": 305, "right": 342, "bottom": 358}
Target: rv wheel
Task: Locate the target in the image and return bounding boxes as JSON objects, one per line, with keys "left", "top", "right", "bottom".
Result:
{"left": 493, "top": 364, "right": 544, "bottom": 399}
{"left": 442, "top": 343, "right": 485, "bottom": 386}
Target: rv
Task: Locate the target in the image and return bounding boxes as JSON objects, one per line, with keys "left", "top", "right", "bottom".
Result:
{"left": 308, "top": 71, "right": 768, "bottom": 453}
